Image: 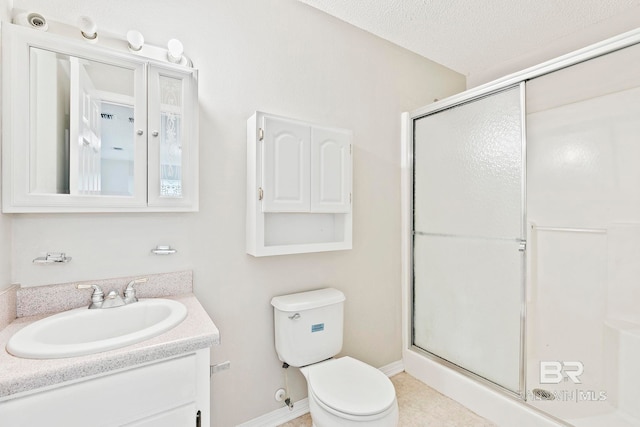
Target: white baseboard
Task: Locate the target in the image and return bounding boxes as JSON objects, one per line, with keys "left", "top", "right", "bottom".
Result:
{"left": 237, "top": 359, "right": 403, "bottom": 427}
{"left": 379, "top": 359, "right": 404, "bottom": 377}
{"left": 236, "top": 398, "right": 310, "bottom": 427}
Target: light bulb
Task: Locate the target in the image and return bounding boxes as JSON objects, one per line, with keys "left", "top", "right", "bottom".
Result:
{"left": 78, "top": 16, "right": 98, "bottom": 42}
{"left": 126, "top": 30, "right": 144, "bottom": 52}
{"left": 167, "top": 39, "right": 184, "bottom": 64}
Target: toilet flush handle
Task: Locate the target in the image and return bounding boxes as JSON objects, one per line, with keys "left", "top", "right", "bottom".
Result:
{"left": 288, "top": 313, "right": 301, "bottom": 320}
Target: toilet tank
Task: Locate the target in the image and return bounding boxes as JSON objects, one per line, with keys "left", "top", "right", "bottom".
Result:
{"left": 271, "top": 288, "right": 345, "bottom": 367}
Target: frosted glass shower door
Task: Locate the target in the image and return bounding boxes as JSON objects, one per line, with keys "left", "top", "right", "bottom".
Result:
{"left": 413, "top": 85, "right": 525, "bottom": 393}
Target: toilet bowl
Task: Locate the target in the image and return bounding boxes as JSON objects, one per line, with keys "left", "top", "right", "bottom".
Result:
{"left": 300, "top": 357, "right": 399, "bottom": 427}
{"left": 271, "top": 288, "right": 399, "bottom": 427}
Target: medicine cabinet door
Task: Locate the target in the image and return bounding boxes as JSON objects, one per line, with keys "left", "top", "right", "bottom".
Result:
{"left": 1, "top": 30, "right": 148, "bottom": 211}
{"left": 147, "top": 65, "right": 199, "bottom": 209}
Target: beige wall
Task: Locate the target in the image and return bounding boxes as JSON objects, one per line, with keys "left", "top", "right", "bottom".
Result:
{"left": 8, "top": 0, "right": 465, "bottom": 425}
{"left": 0, "top": 0, "right": 13, "bottom": 292}
{"left": 0, "top": 0, "right": 11, "bottom": 24}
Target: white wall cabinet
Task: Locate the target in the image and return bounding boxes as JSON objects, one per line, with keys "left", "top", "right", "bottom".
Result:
{"left": 2, "top": 23, "right": 199, "bottom": 212}
{"left": 0, "top": 349, "right": 210, "bottom": 427}
{"left": 247, "top": 112, "right": 353, "bottom": 256}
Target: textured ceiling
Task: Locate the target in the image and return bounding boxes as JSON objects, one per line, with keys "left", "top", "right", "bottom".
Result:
{"left": 297, "top": 0, "right": 640, "bottom": 79}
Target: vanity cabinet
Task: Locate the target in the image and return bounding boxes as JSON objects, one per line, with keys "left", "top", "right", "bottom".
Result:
{"left": 247, "top": 112, "right": 353, "bottom": 256}
{"left": 0, "top": 349, "right": 210, "bottom": 426}
{"left": 1, "top": 23, "right": 198, "bottom": 212}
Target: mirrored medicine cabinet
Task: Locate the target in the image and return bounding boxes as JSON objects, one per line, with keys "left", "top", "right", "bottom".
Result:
{"left": 2, "top": 23, "right": 199, "bottom": 212}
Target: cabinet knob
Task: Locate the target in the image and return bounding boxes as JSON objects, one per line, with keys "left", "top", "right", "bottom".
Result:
{"left": 152, "top": 131, "right": 159, "bottom": 137}
{"left": 137, "top": 129, "right": 144, "bottom": 135}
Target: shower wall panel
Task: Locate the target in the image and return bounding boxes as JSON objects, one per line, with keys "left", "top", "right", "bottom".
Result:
{"left": 526, "top": 42, "right": 640, "bottom": 425}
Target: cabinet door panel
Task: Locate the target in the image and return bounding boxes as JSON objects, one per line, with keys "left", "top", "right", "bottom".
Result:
{"left": 147, "top": 65, "right": 198, "bottom": 209}
{"left": 123, "top": 402, "right": 196, "bottom": 426}
{"left": 311, "top": 127, "right": 351, "bottom": 213}
{"left": 261, "top": 116, "right": 311, "bottom": 212}
{"left": 0, "top": 354, "right": 197, "bottom": 426}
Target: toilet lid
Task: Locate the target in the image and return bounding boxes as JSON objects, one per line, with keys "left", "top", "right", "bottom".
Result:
{"left": 307, "top": 357, "right": 396, "bottom": 416}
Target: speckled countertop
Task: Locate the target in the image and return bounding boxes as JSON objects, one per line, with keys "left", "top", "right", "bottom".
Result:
{"left": 0, "top": 293, "right": 220, "bottom": 399}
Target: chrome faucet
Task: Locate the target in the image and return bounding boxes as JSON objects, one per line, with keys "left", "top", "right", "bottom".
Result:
{"left": 76, "top": 277, "right": 148, "bottom": 309}
{"left": 76, "top": 284, "right": 105, "bottom": 309}
{"left": 101, "top": 289, "right": 126, "bottom": 309}
{"left": 124, "top": 277, "right": 148, "bottom": 304}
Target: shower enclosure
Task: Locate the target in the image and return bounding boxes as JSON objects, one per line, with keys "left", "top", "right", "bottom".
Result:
{"left": 405, "top": 29, "right": 640, "bottom": 427}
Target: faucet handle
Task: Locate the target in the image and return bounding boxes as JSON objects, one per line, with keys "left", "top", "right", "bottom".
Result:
{"left": 76, "top": 284, "right": 104, "bottom": 304}
{"left": 124, "top": 277, "right": 148, "bottom": 303}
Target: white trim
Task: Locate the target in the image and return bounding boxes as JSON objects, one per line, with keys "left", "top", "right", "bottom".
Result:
{"left": 379, "top": 359, "right": 404, "bottom": 377}
{"left": 236, "top": 361, "right": 403, "bottom": 426}
{"left": 400, "top": 112, "right": 413, "bottom": 355}
{"left": 236, "top": 398, "right": 310, "bottom": 427}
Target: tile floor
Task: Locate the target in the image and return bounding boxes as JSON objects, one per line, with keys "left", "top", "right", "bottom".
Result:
{"left": 278, "top": 372, "right": 496, "bottom": 427}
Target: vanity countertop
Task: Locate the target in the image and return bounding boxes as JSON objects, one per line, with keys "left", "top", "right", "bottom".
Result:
{"left": 0, "top": 293, "right": 219, "bottom": 399}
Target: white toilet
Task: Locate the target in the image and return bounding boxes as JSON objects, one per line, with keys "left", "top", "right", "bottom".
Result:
{"left": 271, "top": 288, "right": 399, "bottom": 427}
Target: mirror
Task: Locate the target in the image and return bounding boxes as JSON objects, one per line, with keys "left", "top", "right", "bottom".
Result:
{"left": 29, "top": 47, "right": 136, "bottom": 196}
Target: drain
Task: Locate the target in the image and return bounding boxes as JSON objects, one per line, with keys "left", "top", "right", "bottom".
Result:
{"left": 532, "top": 388, "right": 555, "bottom": 401}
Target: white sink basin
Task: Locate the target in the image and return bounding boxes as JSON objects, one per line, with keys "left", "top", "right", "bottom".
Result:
{"left": 6, "top": 299, "right": 187, "bottom": 359}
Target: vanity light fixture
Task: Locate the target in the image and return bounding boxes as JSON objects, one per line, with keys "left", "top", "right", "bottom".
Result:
{"left": 78, "top": 16, "right": 98, "bottom": 42}
{"left": 167, "top": 38, "right": 184, "bottom": 64}
{"left": 126, "top": 30, "right": 144, "bottom": 52}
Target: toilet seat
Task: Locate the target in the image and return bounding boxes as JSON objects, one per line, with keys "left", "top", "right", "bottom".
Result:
{"left": 306, "top": 356, "right": 396, "bottom": 417}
